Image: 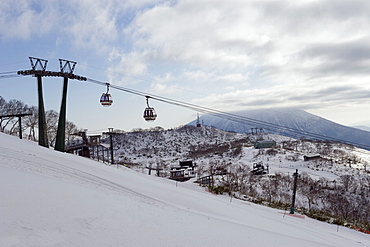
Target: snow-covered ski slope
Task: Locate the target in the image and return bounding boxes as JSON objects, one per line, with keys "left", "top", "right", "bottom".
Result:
{"left": 1, "top": 133, "right": 369, "bottom": 247}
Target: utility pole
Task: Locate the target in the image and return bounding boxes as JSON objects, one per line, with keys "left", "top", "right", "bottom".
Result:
{"left": 290, "top": 169, "right": 299, "bottom": 214}
{"left": 196, "top": 113, "right": 201, "bottom": 127}
{"left": 110, "top": 129, "right": 114, "bottom": 165}
{"left": 103, "top": 128, "right": 116, "bottom": 165}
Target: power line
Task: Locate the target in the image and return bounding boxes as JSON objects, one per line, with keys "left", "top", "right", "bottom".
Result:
{"left": 0, "top": 74, "right": 22, "bottom": 79}
{"left": 0, "top": 71, "right": 24, "bottom": 80}
{"left": 0, "top": 71, "right": 19, "bottom": 74}
{"left": 85, "top": 64, "right": 210, "bottom": 97}
{"left": 0, "top": 61, "right": 28, "bottom": 67}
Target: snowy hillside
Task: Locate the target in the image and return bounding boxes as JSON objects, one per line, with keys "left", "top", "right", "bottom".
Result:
{"left": 109, "top": 125, "right": 370, "bottom": 179}
{"left": 187, "top": 108, "right": 370, "bottom": 149}
{"left": 1, "top": 133, "right": 370, "bottom": 246}
{"left": 105, "top": 125, "right": 370, "bottom": 231}
{"left": 110, "top": 125, "right": 292, "bottom": 169}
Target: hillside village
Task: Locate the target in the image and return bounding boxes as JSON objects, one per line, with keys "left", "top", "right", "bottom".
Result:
{"left": 85, "top": 125, "right": 370, "bottom": 232}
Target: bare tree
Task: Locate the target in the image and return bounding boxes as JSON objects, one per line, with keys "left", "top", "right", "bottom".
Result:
{"left": 46, "top": 110, "right": 59, "bottom": 146}
{"left": 298, "top": 173, "right": 321, "bottom": 212}
{"left": 0, "top": 98, "right": 30, "bottom": 135}
{"left": 23, "top": 106, "right": 38, "bottom": 141}
{"left": 65, "top": 121, "right": 82, "bottom": 143}
{"left": 261, "top": 177, "right": 273, "bottom": 202}
{"left": 340, "top": 175, "right": 355, "bottom": 192}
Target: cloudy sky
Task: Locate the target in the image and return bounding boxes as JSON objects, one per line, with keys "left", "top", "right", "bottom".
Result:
{"left": 1, "top": 0, "right": 370, "bottom": 132}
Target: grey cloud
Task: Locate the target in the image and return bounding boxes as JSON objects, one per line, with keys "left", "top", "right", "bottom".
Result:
{"left": 237, "top": 98, "right": 282, "bottom": 108}
{"left": 245, "top": 84, "right": 370, "bottom": 109}
{"left": 256, "top": 0, "right": 370, "bottom": 28}
{"left": 287, "top": 85, "right": 370, "bottom": 106}
{"left": 310, "top": 62, "right": 370, "bottom": 79}
{"left": 311, "top": 86, "right": 357, "bottom": 97}
{"left": 302, "top": 39, "right": 370, "bottom": 62}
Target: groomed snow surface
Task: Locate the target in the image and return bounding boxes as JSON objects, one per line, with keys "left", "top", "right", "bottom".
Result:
{"left": 1, "top": 133, "right": 369, "bottom": 247}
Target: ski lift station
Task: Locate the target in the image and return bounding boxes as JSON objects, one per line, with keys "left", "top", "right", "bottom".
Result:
{"left": 170, "top": 161, "right": 196, "bottom": 182}
{"left": 254, "top": 140, "right": 276, "bottom": 149}
{"left": 303, "top": 154, "right": 321, "bottom": 161}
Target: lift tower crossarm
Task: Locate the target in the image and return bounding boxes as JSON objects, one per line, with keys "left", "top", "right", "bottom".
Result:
{"left": 29, "top": 57, "right": 48, "bottom": 71}
{"left": 17, "top": 70, "right": 87, "bottom": 81}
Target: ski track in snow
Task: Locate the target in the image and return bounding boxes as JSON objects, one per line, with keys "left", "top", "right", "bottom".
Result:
{"left": 0, "top": 144, "right": 168, "bottom": 207}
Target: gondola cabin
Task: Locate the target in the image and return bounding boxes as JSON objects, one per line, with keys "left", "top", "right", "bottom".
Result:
{"left": 100, "top": 93, "right": 113, "bottom": 106}
{"left": 143, "top": 107, "right": 157, "bottom": 121}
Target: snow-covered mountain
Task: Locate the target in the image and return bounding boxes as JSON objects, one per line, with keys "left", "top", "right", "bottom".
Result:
{"left": 188, "top": 108, "right": 370, "bottom": 149}
{"left": 1, "top": 132, "right": 370, "bottom": 247}
{"left": 353, "top": 125, "right": 370, "bottom": 132}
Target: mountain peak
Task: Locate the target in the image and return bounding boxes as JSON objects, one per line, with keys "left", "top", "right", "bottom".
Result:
{"left": 188, "top": 108, "right": 370, "bottom": 149}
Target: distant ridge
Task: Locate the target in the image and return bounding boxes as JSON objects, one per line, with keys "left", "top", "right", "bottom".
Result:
{"left": 352, "top": 125, "right": 370, "bottom": 132}
{"left": 187, "top": 108, "right": 370, "bottom": 149}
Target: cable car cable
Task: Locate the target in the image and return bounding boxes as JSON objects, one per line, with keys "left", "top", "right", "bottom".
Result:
{"left": 4, "top": 66, "right": 369, "bottom": 149}
{"left": 0, "top": 74, "right": 23, "bottom": 79}
{"left": 0, "top": 71, "right": 19, "bottom": 75}
{"left": 85, "top": 77, "right": 370, "bottom": 149}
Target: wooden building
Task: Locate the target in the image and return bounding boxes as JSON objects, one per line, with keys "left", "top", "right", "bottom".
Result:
{"left": 169, "top": 160, "right": 196, "bottom": 181}
{"left": 254, "top": 140, "right": 276, "bottom": 149}
{"left": 303, "top": 154, "right": 321, "bottom": 161}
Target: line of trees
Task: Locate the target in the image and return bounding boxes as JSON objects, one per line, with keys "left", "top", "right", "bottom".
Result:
{"left": 203, "top": 159, "right": 370, "bottom": 231}
{"left": 0, "top": 96, "right": 82, "bottom": 146}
